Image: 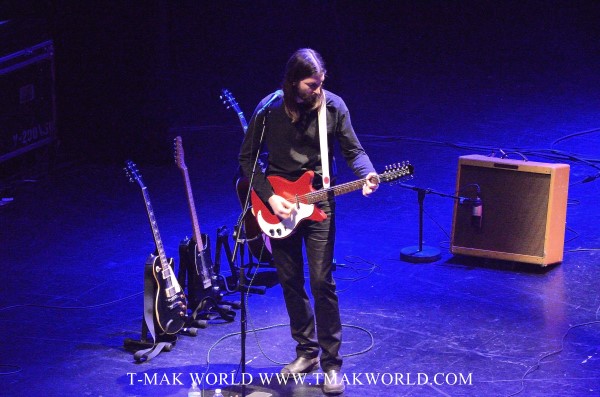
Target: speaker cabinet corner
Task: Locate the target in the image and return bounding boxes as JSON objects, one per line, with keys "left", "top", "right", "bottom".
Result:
{"left": 451, "top": 155, "right": 569, "bottom": 266}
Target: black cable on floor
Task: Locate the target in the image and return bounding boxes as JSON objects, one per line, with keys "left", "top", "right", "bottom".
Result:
{"left": 0, "top": 291, "right": 143, "bottom": 312}
{"left": 505, "top": 319, "right": 600, "bottom": 397}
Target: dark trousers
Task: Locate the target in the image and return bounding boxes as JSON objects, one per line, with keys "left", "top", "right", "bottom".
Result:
{"left": 270, "top": 201, "right": 342, "bottom": 371}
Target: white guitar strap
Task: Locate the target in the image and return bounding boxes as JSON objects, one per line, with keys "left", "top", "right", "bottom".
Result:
{"left": 318, "top": 91, "right": 330, "bottom": 188}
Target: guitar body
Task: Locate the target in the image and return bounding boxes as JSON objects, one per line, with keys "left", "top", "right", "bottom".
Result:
{"left": 148, "top": 254, "right": 187, "bottom": 335}
{"left": 178, "top": 234, "right": 215, "bottom": 310}
{"left": 251, "top": 171, "right": 327, "bottom": 240}
{"left": 235, "top": 177, "right": 273, "bottom": 262}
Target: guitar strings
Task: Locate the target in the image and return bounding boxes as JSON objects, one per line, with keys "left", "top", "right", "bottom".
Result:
{"left": 299, "top": 165, "right": 411, "bottom": 204}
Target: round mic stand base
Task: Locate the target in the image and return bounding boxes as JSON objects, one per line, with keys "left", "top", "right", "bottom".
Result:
{"left": 400, "top": 245, "right": 441, "bottom": 263}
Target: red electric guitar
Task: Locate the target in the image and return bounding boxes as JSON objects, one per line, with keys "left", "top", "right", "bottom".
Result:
{"left": 251, "top": 162, "right": 414, "bottom": 239}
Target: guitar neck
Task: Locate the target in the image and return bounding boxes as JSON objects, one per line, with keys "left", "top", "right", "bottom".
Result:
{"left": 141, "top": 187, "right": 170, "bottom": 270}
{"left": 298, "top": 163, "right": 413, "bottom": 204}
{"left": 303, "top": 178, "right": 369, "bottom": 204}
{"left": 238, "top": 113, "right": 248, "bottom": 134}
{"left": 179, "top": 166, "right": 204, "bottom": 250}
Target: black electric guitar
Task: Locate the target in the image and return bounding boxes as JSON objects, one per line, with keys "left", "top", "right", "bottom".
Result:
{"left": 125, "top": 160, "right": 187, "bottom": 335}
{"left": 221, "top": 88, "right": 272, "bottom": 262}
{"left": 252, "top": 162, "right": 415, "bottom": 239}
{"left": 174, "top": 136, "right": 215, "bottom": 293}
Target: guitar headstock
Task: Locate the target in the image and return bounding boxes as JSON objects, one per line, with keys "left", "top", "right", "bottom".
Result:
{"left": 220, "top": 88, "right": 248, "bottom": 133}
{"left": 174, "top": 136, "right": 187, "bottom": 171}
{"left": 220, "top": 88, "right": 240, "bottom": 111}
{"left": 124, "top": 160, "right": 146, "bottom": 189}
{"left": 379, "top": 161, "right": 414, "bottom": 184}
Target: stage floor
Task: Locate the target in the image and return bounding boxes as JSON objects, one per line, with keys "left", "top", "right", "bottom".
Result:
{"left": 3, "top": 23, "right": 600, "bottom": 393}
{"left": 2, "top": 111, "right": 599, "bottom": 397}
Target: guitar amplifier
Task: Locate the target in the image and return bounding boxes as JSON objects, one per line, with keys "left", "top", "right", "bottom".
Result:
{"left": 451, "top": 155, "right": 569, "bottom": 266}
{"left": 0, "top": 40, "right": 56, "bottom": 163}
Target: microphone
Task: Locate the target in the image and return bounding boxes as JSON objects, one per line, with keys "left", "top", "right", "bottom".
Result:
{"left": 257, "top": 91, "right": 282, "bottom": 114}
{"left": 471, "top": 196, "right": 483, "bottom": 230}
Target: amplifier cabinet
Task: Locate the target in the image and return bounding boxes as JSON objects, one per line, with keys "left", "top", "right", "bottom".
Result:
{"left": 451, "top": 154, "right": 569, "bottom": 266}
{"left": 0, "top": 40, "right": 56, "bottom": 163}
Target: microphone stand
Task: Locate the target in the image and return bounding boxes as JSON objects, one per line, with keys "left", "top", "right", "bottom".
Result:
{"left": 230, "top": 109, "right": 270, "bottom": 397}
{"left": 397, "top": 182, "right": 471, "bottom": 263}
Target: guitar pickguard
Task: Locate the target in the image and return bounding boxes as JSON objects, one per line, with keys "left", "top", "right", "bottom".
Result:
{"left": 255, "top": 201, "right": 316, "bottom": 239}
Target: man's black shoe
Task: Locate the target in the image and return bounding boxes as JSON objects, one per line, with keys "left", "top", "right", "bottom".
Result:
{"left": 280, "top": 356, "right": 319, "bottom": 374}
{"left": 323, "top": 369, "right": 345, "bottom": 394}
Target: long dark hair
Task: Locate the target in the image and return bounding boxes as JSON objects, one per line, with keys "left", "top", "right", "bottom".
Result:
{"left": 282, "top": 48, "right": 327, "bottom": 123}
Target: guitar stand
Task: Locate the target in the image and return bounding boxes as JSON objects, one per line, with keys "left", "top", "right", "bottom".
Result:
{"left": 177, "top": 235, "right": 238, "bottom": 324}
{"left": 123, "top": 313, "right": 198, "bottom": 361}
{"left": 215, "top": 226, "right": 241, "bottom": 291}
{"left": 124, "top": 253, "right": 194, "bottom": 362}
{"left": 190, "top": 296, "right": 236, "bottom": 323}
{"left": 215, "top": 225, "right": 266, "bottom": 295}
{"left": 123, "top": 316, "right": 175, "bottom": 352}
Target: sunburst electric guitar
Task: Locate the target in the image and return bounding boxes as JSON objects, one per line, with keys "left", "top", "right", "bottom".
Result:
{"left": 251, "top": 162, "right": 415, "bottom": 239}
{"left": 125, "top": 160, "right": 187, "bottom": 335}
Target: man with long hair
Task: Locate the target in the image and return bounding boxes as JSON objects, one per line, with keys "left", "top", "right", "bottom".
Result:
{"left": 239, "top": 48, "right": 379, "bottom": 394}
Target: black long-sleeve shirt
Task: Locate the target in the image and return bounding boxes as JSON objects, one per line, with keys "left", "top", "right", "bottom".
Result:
{"left": 238, "top": 89, "right": 375, "bottom": 203}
